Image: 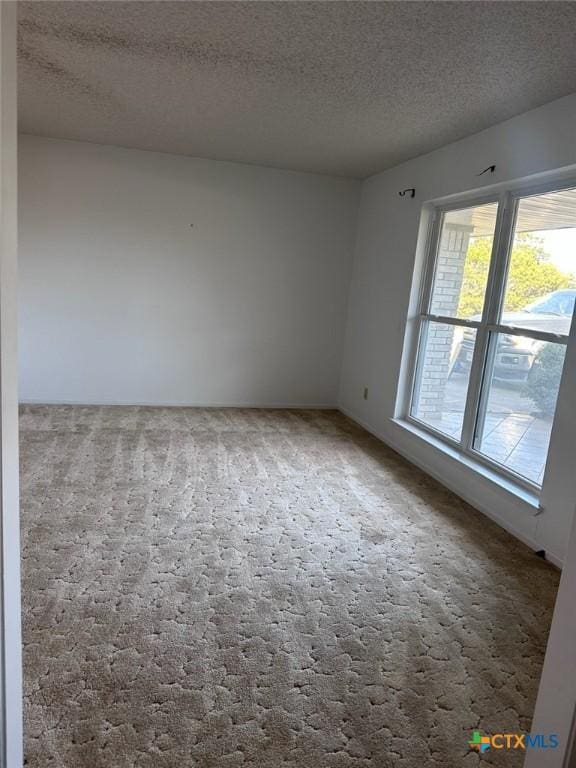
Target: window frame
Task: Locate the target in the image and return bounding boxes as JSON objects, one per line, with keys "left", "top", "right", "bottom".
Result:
{"left": 404, "top": 178, "right": 576, "bottom": 493}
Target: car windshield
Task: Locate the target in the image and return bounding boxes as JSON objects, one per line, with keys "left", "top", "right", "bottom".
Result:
{"left": 524, "top": 292, "right": 576, "bottom": 316}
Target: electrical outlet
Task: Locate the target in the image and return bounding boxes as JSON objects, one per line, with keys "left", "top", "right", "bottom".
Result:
{"left": 363, "top": 387, "right": 368, "bottom": 400}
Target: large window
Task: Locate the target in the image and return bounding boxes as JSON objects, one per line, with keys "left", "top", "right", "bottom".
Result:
{"left": 408, "top": 184, "right": 576, "bottom": 489}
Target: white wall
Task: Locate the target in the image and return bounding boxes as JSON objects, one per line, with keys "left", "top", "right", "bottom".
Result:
{"left": 340, "top": 93, "right": 576, "bottom": 565}
{"left": 0, "top": 4, "right": 22, "bottom": 766}
{"left": 19, "top": 135, "right": 360, "bottom": 407}
{"left": 525, "top": 505, "right": 576, "bottom": 767}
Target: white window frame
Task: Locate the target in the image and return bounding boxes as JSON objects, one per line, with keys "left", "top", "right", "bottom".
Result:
{"left": 404, "top": 177, "right": 576, "bottom": 494}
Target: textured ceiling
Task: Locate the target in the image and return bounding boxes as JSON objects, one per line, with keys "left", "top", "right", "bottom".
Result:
{"left": 18, "top": 1, "right": 576, "bottom": 178}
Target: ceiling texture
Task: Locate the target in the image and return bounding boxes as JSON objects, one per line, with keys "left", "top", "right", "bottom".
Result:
{"left": 18, "top": 1, "right": 576, "bottom": 179}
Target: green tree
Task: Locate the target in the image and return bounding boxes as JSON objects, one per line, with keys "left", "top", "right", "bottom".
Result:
{"left": 523, "top": 342, "right": 565, "bottom": 415}
{"left": 457, "top": 234, "right": 574, "bottom": 318}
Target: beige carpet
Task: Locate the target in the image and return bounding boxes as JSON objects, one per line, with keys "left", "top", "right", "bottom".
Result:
{"left": 20, "top": 405, "right": 559, "bottom": 768}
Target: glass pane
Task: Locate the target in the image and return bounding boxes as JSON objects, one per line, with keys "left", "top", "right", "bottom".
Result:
{"left": 501, "top": 188, "right": 576, "bottom": 335}
{"left": 475, "top": 335, "right": 566, "bottom": 485}
{"left": 412, "top": 321, "right": 476, "bottom": 440}
{"left": 429, "top": 202, "right": 499, "bottom": 320}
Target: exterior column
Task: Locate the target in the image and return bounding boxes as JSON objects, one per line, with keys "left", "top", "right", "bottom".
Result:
{"left": 417, "top": 222, "right": 473, "bottom": 418}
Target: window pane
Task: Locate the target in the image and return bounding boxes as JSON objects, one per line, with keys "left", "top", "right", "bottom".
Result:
{"left": 501, "top": 188, "right": 576, "bottom": 335}
{"left": 475, "top": 335, "right": 566, "bottom": 484}
{"left": 429, "top": 202, "right": 498, "bottom": 320}
{"left": 412, "top": 321, "right": 476, "bottom": 440}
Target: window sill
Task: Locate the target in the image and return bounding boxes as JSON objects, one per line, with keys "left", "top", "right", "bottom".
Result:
{"left": 391, "top": 417, "right": 541, "bottom": 513}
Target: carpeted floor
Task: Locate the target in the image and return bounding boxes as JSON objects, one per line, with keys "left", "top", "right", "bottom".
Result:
{"left": 20, "top": 405, "right": 560, "bottom": 768}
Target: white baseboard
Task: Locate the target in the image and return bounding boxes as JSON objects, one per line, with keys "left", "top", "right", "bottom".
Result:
{"left": 338, "top": 406, "right": 562, "bottom": 569}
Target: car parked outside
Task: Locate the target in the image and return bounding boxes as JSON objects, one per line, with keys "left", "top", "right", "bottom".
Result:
{"left": 453, "top": 288, "right": 576, "bottom": 383}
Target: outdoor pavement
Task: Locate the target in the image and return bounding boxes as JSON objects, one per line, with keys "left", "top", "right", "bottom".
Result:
{"left": 421, "top": 374, "right": 551, "bottom": 484}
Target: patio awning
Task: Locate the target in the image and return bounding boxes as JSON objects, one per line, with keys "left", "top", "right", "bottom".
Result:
{"left": 452, "top": 187, "right": 576, "bottom": 236}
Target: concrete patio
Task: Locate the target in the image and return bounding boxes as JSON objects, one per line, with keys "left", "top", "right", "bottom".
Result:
{"left": 422, "top": 374, "right": 551, "bottom": 484}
